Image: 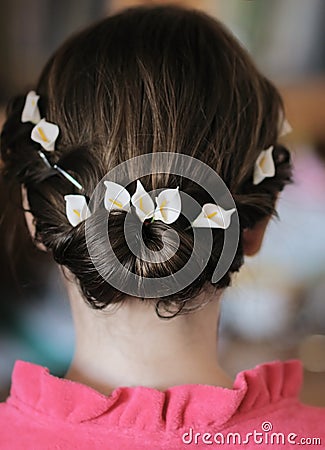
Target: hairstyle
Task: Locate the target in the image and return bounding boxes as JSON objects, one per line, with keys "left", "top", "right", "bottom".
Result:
{"left": 0, "top": 5, "right": 292, "bottom": 317}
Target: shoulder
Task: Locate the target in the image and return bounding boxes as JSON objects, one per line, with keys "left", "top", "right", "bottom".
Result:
{"left": 0, "top": 401, "right": 36, "bottom": 449}
{"left": 1, "top": 358, "right": 324, "bottom": 450}
{"left": 206, "top": 359, "right": 325, "bottom": 447}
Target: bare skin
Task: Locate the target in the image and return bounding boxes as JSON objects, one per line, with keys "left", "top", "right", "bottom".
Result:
{"left": 63, "top": 279, "right": 233, "bottom": 394}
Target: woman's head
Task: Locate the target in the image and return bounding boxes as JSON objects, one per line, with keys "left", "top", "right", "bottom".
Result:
{"left": 1, "top": 5, "right": 292, "bottom": 317}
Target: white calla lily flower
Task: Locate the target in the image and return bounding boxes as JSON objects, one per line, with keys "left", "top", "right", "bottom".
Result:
{"left": 192, "top": 203, "right": 235, "bottom": 229}
{"left": 31, "top": 118, "right": 59, "bottom": 151}
{"left": 154, "top": 187, "right": 181, "bottom": 224}
{"left": 104, "top": 181, "right": 131, "bottom": 212}
{"left": 131, "top": 180, "right": 155, "bottom": 222}
{"left": 21, "top": 91, "right": 41, "bottom": 124}
{"left": 253, "top": 146, "right": 275, "bottom": 185}
{"left": 278, "top": 110, "right": 292, "bottom": 137}
{"left": 279, "top": 118, "right": 292, "bottom": 137}
{"left": 64, "top": 195, "right": 91, "bottom": 227}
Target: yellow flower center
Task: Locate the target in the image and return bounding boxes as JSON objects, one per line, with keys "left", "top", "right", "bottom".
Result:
{"left": 37, "top": 126, "right": 49, "bottom": 143}
{"left": 109, "top": 198, "right": 123, "bottom": 208}
{"left": 207, "top": 211, "right": 218, "bottom": 219}
{"left": 159, "top": 199, "right": 167, "bottom": 221}
{"left": 139, "top": 196, "right": 146, "bottom": 213}
{"left": 260, "top": 154, "right": 268, "bottom": 171}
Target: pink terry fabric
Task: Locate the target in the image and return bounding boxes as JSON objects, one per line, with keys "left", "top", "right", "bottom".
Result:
{"left": 0, "top": 359, "right": 324, "bottom": 449}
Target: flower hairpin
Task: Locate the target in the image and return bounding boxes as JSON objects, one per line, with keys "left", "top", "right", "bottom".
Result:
{"left": 104, "top": 181, "right": 132, "bottom": 213}
{"left": 253, "top": 115, "right": 292, "bottom": 185}
{"left": 279, "top": 118, "right": 292, "bottom": 137}
{"left": 64, "top": 181, "right": 132, "bottom": 227}
{"left": 191, "top": 204, "right": 236, "bottom": 229}
{"left": 21, "top": 90, "right": 83, "bottom": 196}
{"left": 131, "top": 180, "right": 181, "bottom": 224}
{"left": 64, "top": 195, "right": 91, "bottom": 227}
{"left": 31, "top": 118, "right": 59, "bottom": 151}
{"left": 104, "top": 180, "right": 182, "bottom": 224}
{"left": 103, "top": 180, "right": 235, "bottom": 229}
{"left": 253, "top": 145, "right": 275, "bottom": 185}
{"left": 21, "top": 91, "right": 59, "bottom": 151}
{"left": 63, "top": 179, "right": 236, "bottom": 228}
{"left": 278, "top": 112, "right": 292, "bottom": 138}
{"left": 21, "top": 91, "right": 41, "bottom": 124}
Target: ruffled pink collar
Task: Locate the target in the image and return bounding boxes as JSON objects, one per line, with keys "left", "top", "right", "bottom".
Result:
{"left": 7, "top": 359, "right": 302, "bottom": 431}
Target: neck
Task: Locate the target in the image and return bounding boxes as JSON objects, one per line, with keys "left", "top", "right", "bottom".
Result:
{"left": 63, "top": 273, "right": 233, "bottom": 395}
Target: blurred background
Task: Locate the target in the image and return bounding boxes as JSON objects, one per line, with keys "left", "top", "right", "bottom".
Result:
{"left": 0, "top": 0, "right": 324, "bottom": 405}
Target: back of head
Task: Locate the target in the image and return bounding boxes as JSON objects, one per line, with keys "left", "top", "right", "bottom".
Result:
{"left": 1, "top": 5, "right": 292, "bottom": 317}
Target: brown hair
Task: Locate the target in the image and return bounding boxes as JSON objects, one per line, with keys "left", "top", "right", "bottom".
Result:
{"left": 0, "top": 5, "right": 292, "bottom": 317}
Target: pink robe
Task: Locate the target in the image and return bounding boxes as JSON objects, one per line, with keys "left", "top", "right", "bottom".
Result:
{"left": 0, "top": 359, "right": 324, "bottom": 449}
